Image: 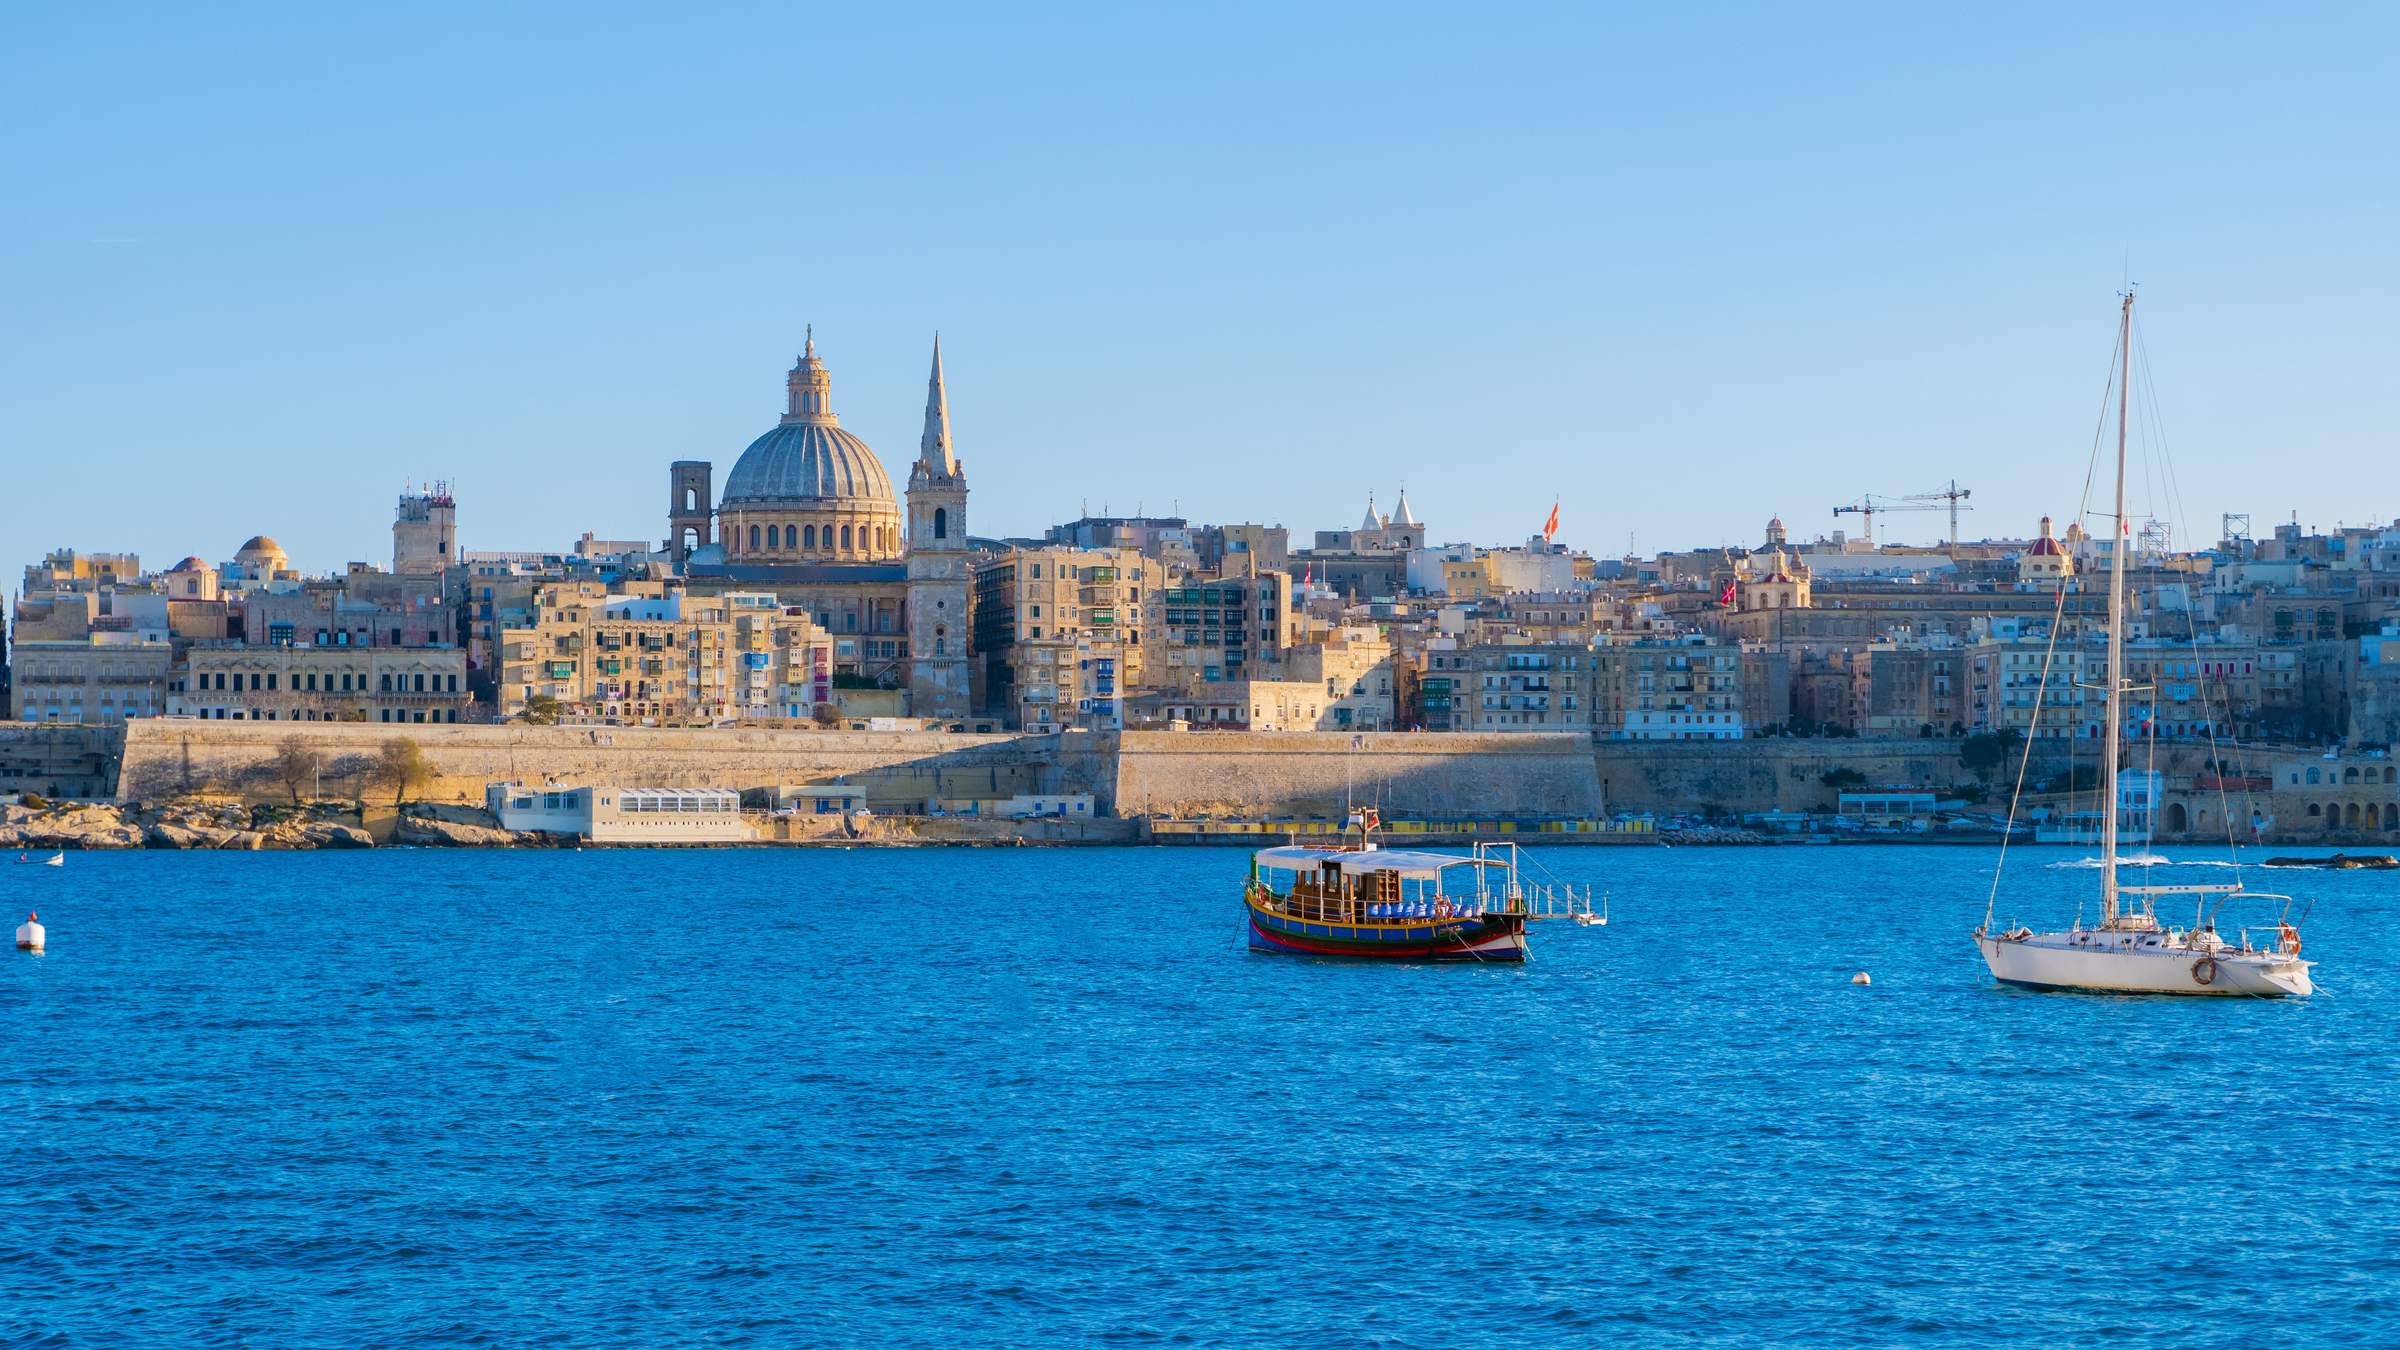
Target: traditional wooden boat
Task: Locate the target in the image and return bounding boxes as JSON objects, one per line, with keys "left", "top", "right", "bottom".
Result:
{"left": 1242, "top": 818, "right": 1595, "bottom": 961}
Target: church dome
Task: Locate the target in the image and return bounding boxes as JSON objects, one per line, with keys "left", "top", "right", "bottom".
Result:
{"left": 719, "top": 337, "right": 895, "bottom": 506}
{"left": 722, "top": 421, "right": 893, "bottom": 505}
{"left": 237, "top": 536, "right": 284, "bottom": 556}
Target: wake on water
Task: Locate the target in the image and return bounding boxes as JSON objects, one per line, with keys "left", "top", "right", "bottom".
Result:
{"left": 2046, "top": 853, "right": 2241, "bottom": 869}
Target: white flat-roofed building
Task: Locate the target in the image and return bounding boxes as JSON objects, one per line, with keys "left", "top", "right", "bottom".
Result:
{"left": 485, "top": 783, "right": 753, "bottom": 842}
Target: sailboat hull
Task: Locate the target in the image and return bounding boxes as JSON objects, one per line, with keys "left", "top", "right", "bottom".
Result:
{"left": 1975, "top": 934, "right": 2313, "bottom": 997}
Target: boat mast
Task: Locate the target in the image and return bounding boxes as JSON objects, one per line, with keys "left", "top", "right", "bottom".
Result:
{"left": 2101, "top": 291, "right": 2133, "bottom": 921}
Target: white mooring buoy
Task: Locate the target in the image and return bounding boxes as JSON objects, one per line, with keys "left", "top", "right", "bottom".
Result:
{"left": 16, "top": 912, "right": 44, "bottom": 952}
{"left": 1851, "top": 971, "right": 1871, "bottom": 985}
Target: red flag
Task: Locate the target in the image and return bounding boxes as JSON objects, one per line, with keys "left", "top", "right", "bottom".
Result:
{"left": 1719, "top": 580, "right": 1736, "bottom": 606}
{"left": 1542, "top": 501, "right": 1560, "bottom": 541}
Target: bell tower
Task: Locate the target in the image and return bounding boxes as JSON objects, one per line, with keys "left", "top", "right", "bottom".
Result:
{"left": 668, "top": 461, "right": 714, "bottom": 566}
{"left": 905, "top": 337, "right": 971, "bottom": 718}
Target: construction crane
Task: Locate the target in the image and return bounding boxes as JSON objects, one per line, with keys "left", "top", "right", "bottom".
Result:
{"left": 1832, "top": 484, "right": 1974, "bottom": 551}
{"left": 1905, "top": 480, "right": 1974, "bottom": 551}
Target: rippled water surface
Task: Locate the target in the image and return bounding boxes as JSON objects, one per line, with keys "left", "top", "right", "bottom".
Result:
{"left": 4, "top": 844, "right": 2395, "bottom": 1347}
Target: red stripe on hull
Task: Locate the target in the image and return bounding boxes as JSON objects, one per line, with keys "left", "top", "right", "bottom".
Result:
{"left": 1246, "top": 914, "right": 1524, "bottom": 961}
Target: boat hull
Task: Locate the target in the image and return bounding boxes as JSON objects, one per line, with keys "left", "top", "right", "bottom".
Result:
{"left": 1974, "top": 933, "right": 2313, "bottom": 997}
{"left": 1246, "top": 899, "right": 1527, "bottom": 961}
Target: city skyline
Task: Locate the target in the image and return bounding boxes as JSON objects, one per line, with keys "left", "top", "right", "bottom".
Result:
{"left": 5, "top": 5, "right": 2395, "bottom": 578}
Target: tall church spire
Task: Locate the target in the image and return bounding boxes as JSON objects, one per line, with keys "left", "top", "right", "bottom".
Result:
{"left": 918, "top": 336, "right": 955, "bottom": 474}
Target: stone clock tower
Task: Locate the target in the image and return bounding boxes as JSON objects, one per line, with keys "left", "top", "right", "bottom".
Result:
{"left": 905, "top": 338, "right": 972, "bottom": 718}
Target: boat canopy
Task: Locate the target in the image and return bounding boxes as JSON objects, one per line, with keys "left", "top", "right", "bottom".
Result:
{"left": 1253, "top": 846, "right": 1494, "bottom": 879}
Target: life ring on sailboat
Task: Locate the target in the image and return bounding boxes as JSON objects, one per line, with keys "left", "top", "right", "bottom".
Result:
{"left": 2190, "top": 956, "right": 2220, "bottom": 987}
{"left": 2278, "top": 923, "right": 2302, "bottom": 956}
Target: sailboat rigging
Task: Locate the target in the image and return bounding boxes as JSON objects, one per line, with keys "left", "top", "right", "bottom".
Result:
{"left": 1971, "top": 292, "right": 2316, "bottom": 997}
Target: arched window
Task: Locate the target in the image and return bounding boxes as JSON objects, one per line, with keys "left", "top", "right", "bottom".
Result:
{"left": 785, "top": 525, "right": 798, "bottom": 548}
{"left": 2385, "top": 803, "right": 2397, "bottom": 829}
{"left": 2307, "top": 768, "right": 2320, "bottom": 784}
{"left": 682, "top": 527, "right": 699, "bottom": 552}
{"left": 2347, "top": 803, "right": 2362, "bottom": 827}
{"left": 748, "top": 525, "right": 760, "bottom": 549}
{"left": 934, "top": 624, "right": 946, "bottom": 656}
{"left": 2346, "top": 767, "right": 2361, "bottom": 782}
{"left": 2308, "top": 803, "right": 2321, "bottom": 817}
{"left": 684, "top": 487, "right": 697, "bottom": 512}
{"left": 804, "top": 524, "right": 815, "bottom": 548}
{"left": 934, "top": 507, "right": 947, "bottom": 540}
{"left": 841, "top": 525, "right": 852, "bottom": 550}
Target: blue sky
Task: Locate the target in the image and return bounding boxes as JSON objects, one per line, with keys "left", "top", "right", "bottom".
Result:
{"left": 3, "top": 3, "right": 2394, "bottom": 580}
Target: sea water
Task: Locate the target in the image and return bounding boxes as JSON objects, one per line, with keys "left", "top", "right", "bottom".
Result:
{"left": 2, "top": 845, "right": 2393, "bottom": 1347}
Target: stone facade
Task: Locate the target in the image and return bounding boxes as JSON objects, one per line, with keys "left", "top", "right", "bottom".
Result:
{"left": 179, "top": 645, "right": 468, "bottom": 724}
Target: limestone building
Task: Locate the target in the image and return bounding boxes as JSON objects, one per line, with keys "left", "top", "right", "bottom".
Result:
{"left": 974, "top": 544, "right": 1159, "bottom": 728}
{"left": 394, "top": 485, "right": 457, "bottom": 575}
{"left": 670, "top": 333, "right": 981, "bottom": 713}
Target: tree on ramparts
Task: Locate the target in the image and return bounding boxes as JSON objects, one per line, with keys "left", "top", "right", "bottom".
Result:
{"left": 1959, "top": 728, "right": 2024, "bottom": 782}
{"left": 523, "top": 695, "right": 560, "bottom": 725}
{"left": 375, "top": 738, "right": 433, "bottom": 806}
{"left": 272, "top": 736, "right": 315, "bottom": 804}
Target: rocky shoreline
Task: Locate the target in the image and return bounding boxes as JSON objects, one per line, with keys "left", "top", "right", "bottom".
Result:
{"left": 0, "top": 799, "right": 563, "bottom": 851}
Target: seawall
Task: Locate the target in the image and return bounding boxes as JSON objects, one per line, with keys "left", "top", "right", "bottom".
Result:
{"left": 91, "top": 721, "right": 2112, "bottom": 823}
{"left": 1115, "top": 731, "right": 1599, "bottom": 819}
{"left": 113, "top": 721, "right": 1080, "bottom": 810}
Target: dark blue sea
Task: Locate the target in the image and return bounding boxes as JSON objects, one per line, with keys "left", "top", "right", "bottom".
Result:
{"left": 4, "top": 843, "right": 2395, "bottom": 1348}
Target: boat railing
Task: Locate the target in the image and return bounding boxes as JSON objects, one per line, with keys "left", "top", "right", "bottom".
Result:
{"left": 1255, "top": 878, "right": 1600, "bottom": 922}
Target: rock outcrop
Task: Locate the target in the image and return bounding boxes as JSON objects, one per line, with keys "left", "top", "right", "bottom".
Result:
{"left": 0, "top": 805, "right": 145, "bottom": 850}
{"left": 395, "top": 817, "right": 525, "bottom": 848}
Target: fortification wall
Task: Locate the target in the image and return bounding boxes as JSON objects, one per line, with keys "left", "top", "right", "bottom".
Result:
{"left": 0, "top": 723, "right": 125, "bottom": 799}
{"left": 108, "top": 720, "right": 2109, "bottom": 821}
{"left": 1593, "top": 738, "right": 2088, "bottom": 815}
{"left": 1113, "top": 731, "right": 1599, "bottom": 819}
{"left": 114, "top": 721, "right": 1056, "bottom": 808}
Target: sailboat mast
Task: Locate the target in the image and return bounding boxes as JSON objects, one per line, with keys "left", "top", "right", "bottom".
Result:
{"left": 2101, "top": 292, "right": 2133, "bottom": 920}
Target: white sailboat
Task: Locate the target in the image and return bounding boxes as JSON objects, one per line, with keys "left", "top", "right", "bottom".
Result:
{"left": 1972, "top": 292, "right": 2315, "bottom": 998}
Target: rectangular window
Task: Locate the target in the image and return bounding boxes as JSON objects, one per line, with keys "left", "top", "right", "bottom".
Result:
{"left": 266, "top": 674, "right": 277, "bottom": 691}
{"left": 381, "top": 674, "right": 392, "bottom": 692}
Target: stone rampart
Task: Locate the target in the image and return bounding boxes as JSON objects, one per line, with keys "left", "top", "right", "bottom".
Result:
{"left": 1113, "top": 731, "right": 1599, "bottom": 819}
{"left": 105, "top": 720, "right": 2102, "bottom": 822}
{"left": 113, "top": 720, "right": 1058, "bottom": 808}
{"left": 1593, "top": 738, "right": 2087, "bottom": 815}
{"left": 0, "top": 723, "right": 125, "bottom": 799}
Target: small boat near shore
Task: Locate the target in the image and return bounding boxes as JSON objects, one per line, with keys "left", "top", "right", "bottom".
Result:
{"left": 1243, "top": 813, "right": 1597, "bottom": 962}
{"left": 14, "top": 852, "right": 63, "bottom": 867}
